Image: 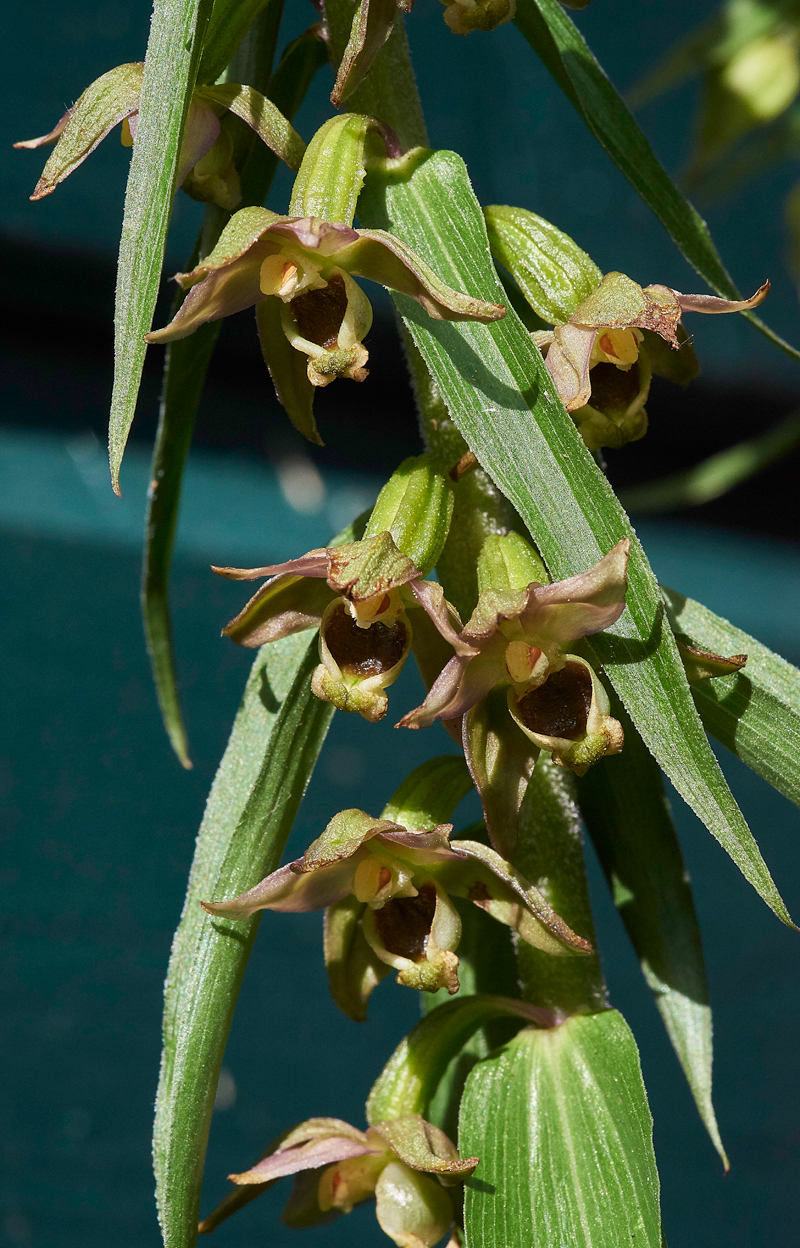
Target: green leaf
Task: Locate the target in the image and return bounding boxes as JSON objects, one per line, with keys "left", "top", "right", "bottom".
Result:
{"left": 619, "top": 414, "right": 800, "bottom": 513}
{"left": 142, "top": 23, "right": 326, "bottom": 764}
{"left": 461, "top": 1012, "right": 662, "bottom": 1248}
{"left": 109, "top": 0, "right": 214, "bottom": 494}
{"left": 366, "top": 994, "right": 553, "bottom": 1126}
{"left": 153, "top": 631, "right": 335, "bottom": 1247}
{"left": 579, "top": 697, "right": 727, "bottom": 1167}
{"left": 513, "top": 0, "right": 800, "bottom": 365}
{"left": 197, "top": 0, "right": 273, "bottom": 85}
{"left": 143, "top": 318, "right": 220, "bottom": 769}
{"left": 358, "top": 148, "right": 792, "bottom": 925}
{"left": 664, "top": 587, "right": 800, "bottom": 809}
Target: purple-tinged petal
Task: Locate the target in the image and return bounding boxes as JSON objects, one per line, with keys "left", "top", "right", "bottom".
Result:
{"left": 401, "top": 636, "right": 508, "bottom": 728}
{"left": 145, "top": 251, "right": 269, "bottom": 343}
{"left": 173, "top": 206, "right": 284, "bottom": 288}
{"left": 268, "top": 217, "right": 361, "bottom": 254}
{"left": 338, "top": 230, "right": 506, "bottom": 323}
{"left": 544, "top": 322, "right": 596, "bottom": 411}
{"left": 14, "top": 109, "right": 72, "bottom": 149}
{"left": 201, "top": 858, "right": 358, "bottom": 919}
{"left": 256, "top": 298, "right": 322, "bottom": 444}
{"left": 517, "top": 539, "right": 629, "bottom": 643}
{"left": 217, "top": 573, "right": 335, "bottom": 649}
{"left": 379, "top": 827, "right": 467, "bottom": 863}
{"left": 232, "top": 1136, "right": 378, "bottom": 1184}
{"left": 176, "top": 98, "right": 221, "bottom": 186}
{"left": 408, "top": 579, "right": 476, "bottom": 657}
{"left": 212, "top": 551, "right": 330, "bottom": 581}
{"left": 671, "top": 281, "right": 770, "bottom": 315}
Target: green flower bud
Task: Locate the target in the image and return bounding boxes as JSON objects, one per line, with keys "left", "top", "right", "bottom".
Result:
{"left": 366, "top": 456, "right": 455, "bottom": 578}
{"left": 289, "top": 113, "right": 374, "bottom": 226}
{"left": 484, "top": 204, "right": 602, "bottom": 324}
{"left": 476, "top": 531, "right": 550, "bottom": 596}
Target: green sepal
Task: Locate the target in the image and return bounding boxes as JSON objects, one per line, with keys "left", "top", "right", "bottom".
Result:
{"left": 198, "top": 83, "right": 306, "bottom": 171}
{"left": 300, "top": 808, "right": 401, "bottom": 871}
{"left": 365, "top": 455, "right": 455, "bottom": 576}
{"left": 476, "top": 531, "right": 549, "bottom": 595}
{"left": 24, "top": 62, "right": 143, "bottom": 201}
{"left": 380, "top": 756, "right": 473, "bottom": 830}
{"left": 324, "top": 894, "right": 391, "bottom": 1021}
{"left": 366, "top": 994, "right": 555, "bottom": 1125}
{"left": 462, "top": 689, "right": 538, "bottom": 858}
{"left": 484, "top": 203, "right": 601, "bottom": 324}
{"left": 289, "top": 113, "right": 372, "bottom": 225}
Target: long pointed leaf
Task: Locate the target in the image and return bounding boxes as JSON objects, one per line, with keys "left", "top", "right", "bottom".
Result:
{"left": 153, "top": 632, "right": 335, "bottom": 1247}
{"left": 579, "top": 697, "right": 727, "bottom": 1166}
{"left": 359, "top": 149, "right": 791, "bottom": 925}
{"left": 142, "top": 26, "right": 326, "bottom": 765}
{"left": 109, "top": 0, "right": 214, "bottom": 494}
{"left": 619, "top": 414, "right": 800, "bottom": 513}
{"left": 460, "top": 1012, "right": 663, "bottom": 1248}
{"left": 664, "top": 587, "right": 800, "bottom": 809}
{"left": 513, "top": 0, "right": 800, "bottom": 365}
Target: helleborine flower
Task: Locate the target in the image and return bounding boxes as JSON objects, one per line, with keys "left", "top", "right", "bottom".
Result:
{"left": 201, "top": 808, "right": 590, "bottom": 1012}
{"left": 14, "top": 64, "right": 305, "bottom": 209}
{"left": 400, "top": 540, "right": 629, "bottom": 774}
{"left": 213, "top": 531, "right": 470, "bottom": 722}
{"left": 535, "top": 270, "right": 770, "bottom": 415}
{"left": 198, "top": 1113, "right": 477, "bottom": 1246}
{"left": 145, "top": 208, "right": 504, "bottom": 443}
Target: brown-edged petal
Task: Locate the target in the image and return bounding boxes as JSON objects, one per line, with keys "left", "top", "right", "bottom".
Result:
{"left": 370, "top": 1116, "right": 478, "bottom": 1178}
{"left": 671, "top": 281, "right": 770, "bottom": 314}
{"left": 331, "top": 0, "right": 399, "bottom": 107}
{"left": 338, "top": 230, "right": 506, "bottom": 323}
{"left": 218, "top": 573, "right": 335, "bottom": 648}
{"left": 515, "top": 539, "right": 629, "bottom": 643}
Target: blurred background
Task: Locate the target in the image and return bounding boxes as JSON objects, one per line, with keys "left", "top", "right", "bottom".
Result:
{"left": 2, "top": 0, "right": 799, "bottom": 1245}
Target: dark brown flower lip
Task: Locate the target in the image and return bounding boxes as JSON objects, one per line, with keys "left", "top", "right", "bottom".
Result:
{"left": 515, "top": 661, "right": 593, "bottom": 741}
{"left": 323, "top": 604, "right": 410, "bottom": 676}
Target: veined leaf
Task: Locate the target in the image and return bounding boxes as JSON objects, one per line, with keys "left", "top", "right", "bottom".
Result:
{"left": 366, "top": 994, "right": 553, "bottom": 1126}
{"left": 513, "top": 0, "right": 800, "bottom": 365}
{"left": 197, "top": 0, "right": 273, "bottom": 85}
{"left": 143, "top": 24, "right": 326, "bottom": 765}
{"left": 359, "top": 149, "right": 791, "bottom": 925}
{"left": 664, "top": 587, "right": 800, "bottom": 809}
{"left": 620, "top": 414, "right": 800, "bottom": 513}
{"left": 579, "top": 697, "right": 727, "bottom": 1167}
{"left": 153, "top": 632, "right": 335, "bottom": 1247}
{"left": 460, "top": 1012, "right": 663, "bottom": 1248}
{"left": 109, "top": 0, "right": 214, "bottom": 494}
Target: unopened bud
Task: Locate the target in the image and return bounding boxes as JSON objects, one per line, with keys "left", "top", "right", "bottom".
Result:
{"left": 484, "top": 204, "right": 602, "bottom": 324}
{"left": 477, "top": 531, "right": 550, "bottom": 595}
{"left": 366, "top": 456, "right": 455, "bottom": 577}
{"left": 442, "top": 0, "right": 516, "bottom": 34}
{"left": 289, "top": 113, "right": 373, "bottom": 226}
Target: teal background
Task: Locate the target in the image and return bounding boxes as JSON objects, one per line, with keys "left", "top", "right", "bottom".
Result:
{"left": 2, "top": 0, "right": 800, "bottom": 1244}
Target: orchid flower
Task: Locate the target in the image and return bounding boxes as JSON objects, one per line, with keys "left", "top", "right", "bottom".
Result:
{"left": 534, "top": 271, "right": 770, "bottom": 430}
{"left": 198, "top": 1112, "right": 477, "bottom": 1247}
{"left": 201, "top": 807, "right": 590, "bottom": 1018}
{"left": 213, "top": 531, "right": 470, "bottom": 721}
{"left": 14, "top": 63, "right": 305, "bottom": 210}
{"left": 145, "top": 208, "right": 504, "bottom": 443}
